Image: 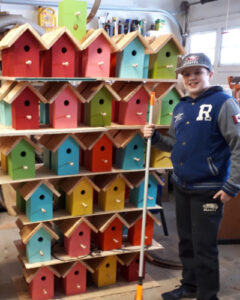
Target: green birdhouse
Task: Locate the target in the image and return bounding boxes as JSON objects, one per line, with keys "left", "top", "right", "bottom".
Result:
{"left": 58, "top": 0, "right": 87, "bottom": 40}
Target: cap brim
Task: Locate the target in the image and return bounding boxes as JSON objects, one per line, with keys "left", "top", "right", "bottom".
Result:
{"left": 175, "top": 64, "right": 211, "bottom": 74}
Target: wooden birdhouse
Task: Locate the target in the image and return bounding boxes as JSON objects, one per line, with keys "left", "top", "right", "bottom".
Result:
{"left": 18, "top": 180, "right": 60, "bottom": 222}
{"left": 57, "top": 261, "right": 94, "bottom": 296}
{"left": 116, "top": 82, "right": 151, "bottom": 125}
{"left": 16, "top": 221, "right": 59, "bottom": 263}
{"left": 0, "top": 81, "right": 15, "bottom": 126}
{"left": 41, "top": 27, "right": 81, "bottom": 77}
{"left": 126, "top": 171, "right": 164, "bottom": 208}
{"left": 93, "top": 173, "right": 133, "bottom": 212}
{"left": 61, "top": 176, "right": 100, "bottom": 216}
{"left": 90, "top": 255, "right": 123, "bottom": 287}
{"left": 90, "top": 213, "right": 129, "bottom": 251}
{"left": 150, "top": 147, "right": 172, "bottom": 169}
{"left": 0, "top": 23, "right": 47, "bottom": 77}
{"left": 118, "top": 252, "right": 145, "bottom": 282}
{"left": 58, "top": 0, "right": 87, "bottom": 40}
{"left": 23, "top": 266, "right": 60, "bottom": 300}
{"left": 77, "top": 28, "right": 118, "bottom": 77}
{"left": 124, "top": 211, "right": 161, "bottom": 246}
{"left": 0, "top": 81, "right": 47, "bottom": 130}
{"left": 114, "top": 130, "right": 145, "bottom": 170}
{"left": 77, "top": 81, "right": 120, "bottom": 127}
{"left": 148, "top": 33, "right": 185, "bottom": 79}
{"left": 39, "top": 134, "right": 86, "bottom": 175}
{"left": 55, "top": 217, "right": 97, "bottom": 257}
{"left": 114, "top": 31, "right": 150, "bottom": 79}
{"left": 40, "top": 82, "right": 85, "bottom": 128}
{"left": 78, "top": 132, "right": 114, "bottom": 172}
{"left": 0, "top": 136, "right": 42, "bottom": 180}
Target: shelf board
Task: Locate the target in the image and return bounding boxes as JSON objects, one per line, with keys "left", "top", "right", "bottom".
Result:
{"left": 15, "top": 239, "right": 164, "bottom": 269}
{"left": 16, "top": 204, "right": 163, "bottom": 225}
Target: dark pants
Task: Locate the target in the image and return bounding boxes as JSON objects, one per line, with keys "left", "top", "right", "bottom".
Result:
{"left": 174, "top": 184, "right": 224, "bottom": 300}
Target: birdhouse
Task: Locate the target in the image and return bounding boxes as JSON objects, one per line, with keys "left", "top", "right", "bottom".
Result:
{"left": 124, "top": 211, "right": 161, "bottom": 246}
{"left": 0, "top": 82, "right": 47, "bottom": 130}
{"left": 39, "top": 134, "right": 86, "bottom": 175}
{"left": 90, "top": 213, "right": 129, "bottom": 251}
{"left": 114, "top": 130, "right": 145, "bottom": 170}
{"left": 76, "top": 28, "right": 118, "bottom": 77}
{"left": 0, "top": 23, "right": 47, "bottom": 77}
{"left": 0, "top": 81, "right": 15, "bottom": 126}
{"left": 58, "top": 0, "right": 87, "bottom": 40}
{"left": 16, "top": 221, "right": 59, "bottom": 263}
{"left": 0, "top": 136, "right": 42, "bottom": 180}
{"left": 90, "top": 255, "right": 123, "bottom": 287}
{"left": 40, "top": 82, "right": 85, "bottom": 128}
{"left": 61, "top": 176, "right": 100, "bottom": 216}
{"left": 77, "top": 81, "right": 120, "bottom": 127}
{"left": 18, "top": 180, "right": 60, "bottom": 222}
{"left": 93, "top": 173, "right": 133, "bottom": 212}
{"left": 16, "top": 190, "right": 26, "bottom": 212}
{"left": 116, "top": 82, "right": 151, "bottom": 125}
{"left": 41, "top": 27, "right": 81, "bottom": 77}
{"left": 142, "top": 36, "right": 155, "bottom": 78}
{"left": 118, "top": 252, "right": 145, "bottom": 282}
{"left": 55, "top": 217, "right": 97, "bottom": 257}
{"left": 126, "top": 171, "right": 164, "bottom": 208}
{"left": 148, "top": 33, "right": 185, "bottom": 79}
{"left": 57, "top": 261, "right": 94, "bottom": 296}
{"left": 23, "top": 266, "right": 60, "bottom": 300}
{"left": 150, "top": 147, "right": 172, "bottom": 169}
{"left": 78, "top": 132, "right": 114, "bottom": 172}
{"left": 114, "top": 31, "right": 150, "bottom": 79}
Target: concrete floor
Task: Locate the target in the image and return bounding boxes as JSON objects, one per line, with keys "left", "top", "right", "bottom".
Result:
{"left": 0, "top": 198, "right": 240, "bottom": 300}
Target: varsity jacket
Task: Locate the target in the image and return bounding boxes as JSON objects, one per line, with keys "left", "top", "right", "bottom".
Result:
{"left": 152, "top": 86, "right": 240, "bottom": 196}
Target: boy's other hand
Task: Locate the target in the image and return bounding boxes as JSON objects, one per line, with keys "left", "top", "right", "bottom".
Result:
{"left": 213, "top": 190, "right": 232, "bottom": 204}
{"left": 141, "top": 124, "right": 156, "bottom": 139}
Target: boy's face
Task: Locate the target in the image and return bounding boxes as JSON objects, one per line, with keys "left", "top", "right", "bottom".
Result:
{"left": 181, "top": 66, "right": 213, "bottom": 99}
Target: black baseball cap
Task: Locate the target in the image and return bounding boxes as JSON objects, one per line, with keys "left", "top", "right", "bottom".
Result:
{"left": 175, "top": 53, "right": 212, "bottom": 74}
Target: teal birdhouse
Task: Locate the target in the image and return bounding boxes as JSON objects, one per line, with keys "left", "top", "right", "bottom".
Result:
{"left": 77, "top": 81, "right": 121, "bottom": 127}
{"left": 19, "top": 180, "right": 61, "bottom": 222}
{"left": 114, "top": 130, "right": 145, "bottom": 170}
{"left": 39, "top": 134, "right": 86, "bottom": 176}
{"left": 114, "top": 31, "right": 150, "bottom": 79}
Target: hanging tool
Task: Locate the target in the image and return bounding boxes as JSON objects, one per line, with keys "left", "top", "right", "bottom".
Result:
{"left": 135, "top": 92, "right": 155, "bottom": 300}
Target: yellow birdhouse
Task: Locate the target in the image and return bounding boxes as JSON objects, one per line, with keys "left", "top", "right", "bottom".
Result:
{"left": 150, "top": 147, "right": 172, "bottom": 168}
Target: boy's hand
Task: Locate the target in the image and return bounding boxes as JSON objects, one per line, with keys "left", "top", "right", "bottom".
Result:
{"left": 141, "top": 124, "right": 156, "bottom": 139}
{"left": 213, "top": 190, "right": 232, "bottom": 203}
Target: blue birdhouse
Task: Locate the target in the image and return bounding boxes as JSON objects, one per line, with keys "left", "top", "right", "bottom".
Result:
{"left": 19, "top": 180, "right": 60, "bottom": 222}
{"left": 114, "top": 130, "right": 145, "bottom": 170}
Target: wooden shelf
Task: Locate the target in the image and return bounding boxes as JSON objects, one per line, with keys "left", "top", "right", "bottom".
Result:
{"left": 15, "top": 239, "right": 164, "bottom": 269}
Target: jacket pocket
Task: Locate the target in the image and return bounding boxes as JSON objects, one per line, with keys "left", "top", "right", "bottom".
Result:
{"left": 207, "top": 157, "right": 219, "bottom": 176}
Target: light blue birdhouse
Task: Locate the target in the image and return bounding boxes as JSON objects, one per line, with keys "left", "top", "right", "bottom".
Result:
{"left": 40, "top": 102, "right": 49, "bottom": 125}
{"left": 19, "top": 180, "right": 60, "bottom": 222}
{"left": 143, "top": 54, "right": 150, "bottom": 78}
{"left": 114, "top": 130, "right": 145, "bottom": 170}
{"left": 0, "top": 100, "right": 12, "bottom": 126}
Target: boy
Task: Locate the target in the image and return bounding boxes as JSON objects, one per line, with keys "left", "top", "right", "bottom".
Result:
{"left": 143, "top": 53, "right": 240, "bottom": 300}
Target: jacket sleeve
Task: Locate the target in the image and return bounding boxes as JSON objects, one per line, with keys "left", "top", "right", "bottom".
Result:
{"left": 218, "top": 98, "right": 240, "bottom": 196}
{"left": 151, "top": 119, "right": 176, "bottom": 152}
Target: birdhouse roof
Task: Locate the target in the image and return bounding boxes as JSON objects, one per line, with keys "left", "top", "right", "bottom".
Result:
{"left": 111, "top": 33, "right": 125, "bottom": 44}
{"left": 125, "top": 171, "right": 165, "bottom": 188}
{"left": 117, "top": 252, "right": 140, "bottom": 266}
{"left": 88, "top": 255, "right": 123, "bottom": 271}
{"left": 76, "top": 81, "right": 121, "bottom": 103}
{"left": 0, "top": 23, "right": 48, "bottom": 50}
{"left": 17, "top": 222, "right": 59, "bottom": 244}
{"left": 89, "top": 213, "right": 129, "bottom": 232}
{"left": 39, "top": 82, "right": 85, "bottom": 104}
{"left": 18, "top": 180, "right": 61, "bottom": 200}
{"left": 0, "top": 81, "right": 16, "bottom": 101}
{"left": 41, "top": 26, "right": 81, "bottom": 50}
{"left": 80, "top": 28, "right": 118, "bottom": 52}
{"left": 0, "top": 136, "right": 42, "bottom": 156}
{"left": 38, "top": 134, "right": 86, "bottom": 152}
{"left": 155, "top": 83, "right": 184, "bottom": 102}
{"left": 60, "top": 176, "right": 100, "bottom": 195}
{"left": 93, "top": 173, "right": 133, "bottom": 191}
{"left": 56, "top": 261, "right": 94, "bottom": 278}
{"left": 23, "top": 266, "right": 61, "bottom": 284}
{"left": 114, "top": 31, "right": 151, "bottom": 53}
{"left": 113, "top": 130, "right": 142, "bottom": 149}
{"left": 117, "top": 82, "right": 151, "bottom": 102}
{"left": 55, "top": 217, "right": 98, "bottom": 237}
{"left": 2, "top": 82, "right": 47, "bottom": 104}
{"left": 123, "top": 210, "right": 161, "bottom": 228}
{"left": 148, "top": 33, "right": 185, "bottom": 55}
{"left": 78, "top": 132, "right": 115, "bottom": 150}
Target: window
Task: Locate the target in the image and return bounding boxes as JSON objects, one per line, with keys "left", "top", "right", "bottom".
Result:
{"left": 220, "top": 28, "right": 240, "bottom": 65}
{"left": 189, "top": 31, "right": 217, "bottom": 64}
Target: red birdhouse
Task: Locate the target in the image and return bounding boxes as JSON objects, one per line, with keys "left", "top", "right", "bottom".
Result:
{"left": 0, "top": 24, "right": 47, "bottom": 77}
{"left": 90, "top": 213, "right": 129, "bottom": 251}
{"left": 23, "top": 266, "right": 60, "bottom": 300}
{"left": 77, "top": 28, "right": 118, "bottom": 78}
{"left": 41, "top": 27, "right": 81, "bottom": 77}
